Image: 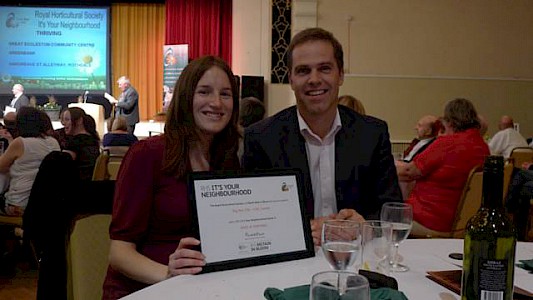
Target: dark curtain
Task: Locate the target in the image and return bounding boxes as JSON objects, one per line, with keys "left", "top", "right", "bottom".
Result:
{"left": 165, "top": 0, "right": 232, "bottom": 64}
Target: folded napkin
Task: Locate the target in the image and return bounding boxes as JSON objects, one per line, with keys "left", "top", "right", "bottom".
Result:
{"left": 264, "top": 285, "right": 408, "bottom": 300}
{"left": 517, "top": 259, "right": 533, "bottom": 272}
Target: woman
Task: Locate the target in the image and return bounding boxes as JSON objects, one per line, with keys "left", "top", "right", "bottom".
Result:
{"left": 0, "top": 107, "right": 60, "bottom": 215}
{"left": 102, "top": 116, "right": 138, "bottom": 147}
{"left": 338, "top": 94, "right": 365, "bottom": 115}
{"left": 396, "top": 98, "right": 489, "bottom": 235}
{"left": 63, "top": 107, "right": 100, "bottom": 181}
{"left": 102, "top": 56, "right": 240, "bottom": 298}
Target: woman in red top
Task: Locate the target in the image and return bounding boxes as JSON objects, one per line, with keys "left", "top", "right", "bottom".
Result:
{"left": 396, "top": 98, "right": 489, "bottom": 235}
{"left": 102, "top": 56, "right": 241, "bottom": 299}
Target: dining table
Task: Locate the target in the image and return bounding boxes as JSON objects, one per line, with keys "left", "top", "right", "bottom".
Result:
{"left": 123, "top": 238, "right": 533, "bottom": 300}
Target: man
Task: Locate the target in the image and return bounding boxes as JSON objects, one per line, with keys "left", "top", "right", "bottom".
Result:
{"left": 10, "top": 83, "right": 29, "bottom": 111}
{"left": 402, "top": 115, "right": 440, "bottom": 162}
{"left": 107, "top": 76, "right": 139, "bottom": 135}
{"left": 488, "top": 115, "right": 528, "bottom": 158}
{"left": 242, "top": 28, "right": 402, "bottom": 245}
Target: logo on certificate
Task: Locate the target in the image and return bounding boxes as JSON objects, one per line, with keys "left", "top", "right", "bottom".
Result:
{"left": 281, "top": 181, "right": 294, "bottom": 192}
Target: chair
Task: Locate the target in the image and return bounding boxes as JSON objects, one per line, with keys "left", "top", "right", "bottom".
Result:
{"left": 68, "top": 214, "right": 112, "bottom": 300}
{"left": 448, "top": 166, "right": 484, "bottom": 238}
{"left": 92, "top": 147, "right": 128, "bottom": 180}
{"left": 410, "top": 166, "right": 483, "bottom": 239}
{"left": 502, "top": 159, "right": 514, "bottom": 203}
{"left": 509, "top": 147, "right": 533, "bottom": 169}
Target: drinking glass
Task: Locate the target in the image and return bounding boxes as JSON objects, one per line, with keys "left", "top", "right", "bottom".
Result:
{"left": 361, "top": 221, "right": 392, "bottom": 275}
{"left": 321, "top": 220, "right": 361, "bottom": 271}
{"left": 310, "top": 271, "right": 370, "bottom": 300}
{"left": 380, "top": 202, "right": 413, "bottom": 272}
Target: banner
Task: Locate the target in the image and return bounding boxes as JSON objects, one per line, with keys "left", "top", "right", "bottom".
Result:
{"left": 162, "top": 44, "right": 187, "bottom": 111}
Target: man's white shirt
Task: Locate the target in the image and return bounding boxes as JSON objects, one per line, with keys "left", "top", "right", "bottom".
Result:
{"left": 297, "top": 109, "right": 342, "bottom": 218}
{"left": 488, "top": 127, "right": 528, "bottom": 158}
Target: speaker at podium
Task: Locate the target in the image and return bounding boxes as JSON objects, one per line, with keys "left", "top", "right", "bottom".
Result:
{"left": 68, "top": 102, "right": 105, "bottom": 139}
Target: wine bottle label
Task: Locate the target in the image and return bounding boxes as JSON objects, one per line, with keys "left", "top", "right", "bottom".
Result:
{"left": 478, "top": 259, "right": 507, "bottom": 299}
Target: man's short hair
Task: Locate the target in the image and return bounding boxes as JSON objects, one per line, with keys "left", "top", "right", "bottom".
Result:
{"left": 117, "top": 76, "right": 130, "bottom": 84}
{"left": 287, "top": 27, "right": 344, "bottom": 73}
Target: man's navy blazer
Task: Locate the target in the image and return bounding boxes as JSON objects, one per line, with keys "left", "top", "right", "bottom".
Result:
{"left": 242, "top": 105, "right": 402, "bottom": 220}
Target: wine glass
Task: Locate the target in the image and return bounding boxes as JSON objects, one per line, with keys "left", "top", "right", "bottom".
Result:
{"left": 310, "top": 271, "right": 370, "bottom": 300}
{"left": 380, "top": 202, "right": 413, "bottom": 272}
{"left": 321, "top": 220, "right": 361, "bottom": 271}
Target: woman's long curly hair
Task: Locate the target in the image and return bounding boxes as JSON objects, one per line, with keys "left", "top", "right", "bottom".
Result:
{"left": 162, "top": 56, "right": 240, "bottom": 178}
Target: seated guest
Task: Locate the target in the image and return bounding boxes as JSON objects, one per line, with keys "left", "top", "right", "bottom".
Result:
{"left": 63, "top": 107, "right": 100, "bottom": 181}
{"left": 396, "top": 98, "right": 489, "bottom": 235}
{"left": 0, "top": 107, "right": 60, "bottom": 216}
{"left": 505, "top": 161, "right": 533, "bottom": 240}
{"left": 243, "top": 28, "right": 401, "bottom": 247}
{"left": 401, "top": 115, "right": 441, "bottom": 162}
{"left": 102, "top": 116, "right": 138, "bottom": 147}
{"left": 0, "top": 123, "right": 10, "bottom": 153}
{"left": 3, "top": 112, "right": 18, "bottom": 139}
{"left": 102, "top": 56, "right": 241, "bottom": 298}
{"left": 53, "top": 109, "right": 70, "bottom": 149}
{"left": 488, "top": 115, "right": 528, "bottom": 158}
{"left": 478, "top": 114, "right": 489, "bottom": 139}
{"left": 239, "top": 97, "right": 265, "bottom": 128}
{"left": 338, "top": 94, "right": 365, "bottom": 115}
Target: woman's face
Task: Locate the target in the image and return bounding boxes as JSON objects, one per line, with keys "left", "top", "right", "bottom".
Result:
{"left": 63, "top": 111, "right": 74, "bottom": 135}
{"left": 193, "top": 66, "right": 234, "bottom": 138}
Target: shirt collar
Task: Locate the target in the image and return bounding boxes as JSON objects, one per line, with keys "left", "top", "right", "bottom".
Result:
{"left": 297, "top": 108, "right": 342, "bottom": 142}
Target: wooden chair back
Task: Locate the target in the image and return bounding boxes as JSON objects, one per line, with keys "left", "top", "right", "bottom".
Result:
{"left": 502, "top": 159, "right": 514, "bottom": 203}
{"left": 450, "top": 166, "right": 484, "bottom": 238}
{"left": 67, "top": 214, "right": 112, "bottom": 300}
{"left": 509, "top": 147, "right": 533, "bottom": 169}
{"left": 92, "top": 147, "right": 128, "bottom": 181}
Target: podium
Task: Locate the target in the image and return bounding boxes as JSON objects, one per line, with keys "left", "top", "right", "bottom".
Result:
{"left": 68, "top": 103, "right": 105, "bottom": 139}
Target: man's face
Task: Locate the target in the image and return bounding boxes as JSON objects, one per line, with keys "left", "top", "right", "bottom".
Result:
{"left": 289, "top": 40, "right": 344, "bottom": 120}
{"left": 118, "top": 80, "right": 127, "bottom": 92}
{"left": 12, "top": 85, "right": 21, "bottom": 95}
{"left": 415, "top": 117, "right": 432, "bottom": 139}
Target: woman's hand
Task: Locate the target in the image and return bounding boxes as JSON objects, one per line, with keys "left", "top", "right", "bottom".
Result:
{"left": 167, "top": 237, "right": 206, "bottom": 278}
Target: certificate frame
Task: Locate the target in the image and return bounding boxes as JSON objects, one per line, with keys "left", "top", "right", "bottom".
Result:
{"left": 188, "top": 169, "right": 314, "bottom": 273}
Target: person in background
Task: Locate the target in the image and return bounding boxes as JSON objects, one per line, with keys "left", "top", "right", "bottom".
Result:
{"left": 401, "top": 115, "right": 441, "bottom": 162}
{"left": 53, "top": 109, "right": 70, "bottom": 149}
{"left": 10, "top": 84, "right": 29, "bottom": 111}
{"left": 242, "top": 28, "right": 402, "bottom": 246}
{"left": 3, "top": 112, "right": 18, "bottom": 140}
{"left": 102, "top": 56, "right": 241, "bottom": 299}
{"left": 107, "top": 76, "right": 140, "bottom": 135}
{"left": 62, "top": 107, "right": 100, "bottom": 181}
{"left": 505, "top": 161, "right": 533, "bottom": 240}
{"left": 29, "top": 95, "right": 38, "bottom": 108}
{"left": 488, "top": 115, "right": 528, "bottom": 159}
{"left": 239, "top": 97, "right": 265, "bottom": 128}
{"left": 102, "top": 116, "right": 139, "bottom": 147}
{"left": 477, "top": 114, "right": 489, "bottom": 139}
{"left": 338, "top": 94, "right": 365, "bottom": 115}
{"left": 237, "top": 97, "right": 265, "bottom": 160}
{"left": 397, "top": 98, "right": 489, "bottom": 235}
{"left": 0, "top": 107, "right": 60, "bottom": 215}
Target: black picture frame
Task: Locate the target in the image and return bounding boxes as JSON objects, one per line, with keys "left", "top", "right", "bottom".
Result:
{"left": 187, "top": 169, "right": 314, "bottom": 273}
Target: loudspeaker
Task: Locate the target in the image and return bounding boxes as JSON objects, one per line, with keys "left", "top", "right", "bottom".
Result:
{"left": 241, "top": 76, "right": 264, "bottom": 102}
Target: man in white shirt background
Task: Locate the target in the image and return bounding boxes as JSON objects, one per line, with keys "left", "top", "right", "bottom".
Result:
{"left": 488, "top": 115, "right": 528, "bottom": 158}
{"left": 9, "top": 84, "right": 29, "bottom": 111}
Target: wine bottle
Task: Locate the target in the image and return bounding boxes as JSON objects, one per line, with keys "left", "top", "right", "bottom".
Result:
{"left": 461, "top": 156, "right": 516, "bottom": 300}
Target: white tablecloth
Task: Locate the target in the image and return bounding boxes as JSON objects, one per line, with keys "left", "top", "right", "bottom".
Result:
{"left": 123, "top": 239, "right": 533, "bottom": 300}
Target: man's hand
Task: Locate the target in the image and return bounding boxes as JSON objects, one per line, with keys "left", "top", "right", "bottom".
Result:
{"left": 310, "top": 215, "right": 334, "bottom": 246}
{"left": 335, "top": 209, "right": 365, "bottom": 223}
{"left": 104, "top": 92, "right": 118, "bottom": 104}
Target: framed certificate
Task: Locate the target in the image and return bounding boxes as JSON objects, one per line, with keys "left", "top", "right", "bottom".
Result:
{"left": 188, "top": 169, "right": 314, "bottom": 273}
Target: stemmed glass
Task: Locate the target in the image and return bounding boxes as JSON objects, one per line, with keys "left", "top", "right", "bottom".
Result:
{"left": 310, "top": 271, "right": 370, "bottom": 300}
{"left": 321, "top": 220, "right": 361, "bottom": 271}
{"left": 380, "top": 202, "right": 413, "bottom": 272}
